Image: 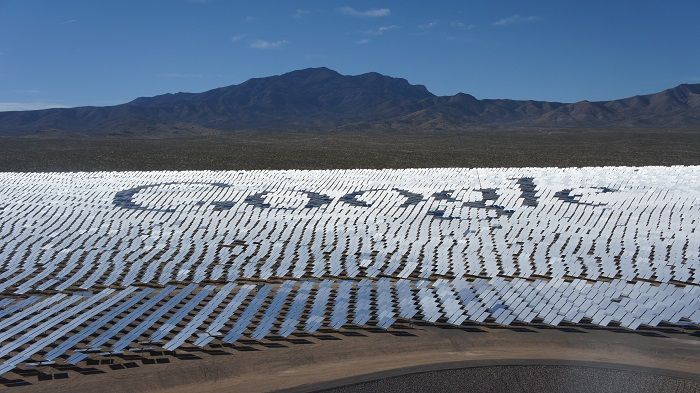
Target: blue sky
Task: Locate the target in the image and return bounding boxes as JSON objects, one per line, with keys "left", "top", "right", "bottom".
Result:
{"left": 1, "top": 0, "right": 699, "bottom": 111}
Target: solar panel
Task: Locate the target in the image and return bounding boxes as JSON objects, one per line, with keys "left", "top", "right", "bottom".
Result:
{"left": 112, "top": 284, "right": 198, "bottom": 352}
{"left": 223, "top": 285, "right": 272, "bottom": 343}
{"left": 0, "top": 166, "right": 697, "bottom": 374}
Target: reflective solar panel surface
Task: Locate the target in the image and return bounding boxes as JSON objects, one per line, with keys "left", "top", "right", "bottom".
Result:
{"left": 0, "top": 166, "right": 698, "bottom": 375}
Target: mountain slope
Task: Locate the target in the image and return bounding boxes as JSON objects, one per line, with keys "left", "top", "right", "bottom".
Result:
{"left": 537, "top": 84, "right": 700, "bottom": 127}
{"left": 0, "top": 68, "right": 698, "bottom": 136}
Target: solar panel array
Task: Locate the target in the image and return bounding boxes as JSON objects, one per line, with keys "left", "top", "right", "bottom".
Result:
{"left": 0, "top": 166, "right": 698, "bottom": 375}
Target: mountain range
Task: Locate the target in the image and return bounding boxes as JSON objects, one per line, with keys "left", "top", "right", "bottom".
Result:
{"left": 1, "top": 67, "right": 699, "bottom": 137}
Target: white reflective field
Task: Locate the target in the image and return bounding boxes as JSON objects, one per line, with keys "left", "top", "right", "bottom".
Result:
{"left": 0, "top": 167, "right": 697, "bottom": 374}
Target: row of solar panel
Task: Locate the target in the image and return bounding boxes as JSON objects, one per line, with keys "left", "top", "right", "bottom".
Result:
{"left": 1, "top": 168, "right": 696, "bottom": 293}
{"left": 0, "top": 277, "right": 698, "bottom": 375}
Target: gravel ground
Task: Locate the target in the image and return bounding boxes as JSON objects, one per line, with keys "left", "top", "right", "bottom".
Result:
{"left": 318, "top": 365, "right": 700, "bottom": 393}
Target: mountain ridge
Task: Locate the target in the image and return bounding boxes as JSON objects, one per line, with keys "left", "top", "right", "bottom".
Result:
{"left": 1, "top": 67, "right": 699, "bottom": 136}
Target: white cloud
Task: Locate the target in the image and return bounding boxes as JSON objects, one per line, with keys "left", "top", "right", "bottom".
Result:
{"left": 250, "top": 39, "right": 288, "bottom": 49}
{"left": 292, "top": 9, "right": 311, "bottom": 19}
{"left": 0, "top": 102, "right": 68, "bottom": 112}
{"left": 231, "top": 33, "right": 248, "bottom": 42}
{"left": 493, "top": 14, "right": 540, "bottom": 26}
{"left": 339, "top": 6, "right": 390, "bottom": 18}
{"left": 61, "top": 19, "right": 77, "bottom": 24}
{"left": 243, "top": 15, "right": 256, "bottom": 23}
{"left": 365, "top": 25, "right": 398, "bottom": 35}
{"left": 419, "top": 20, "right": 438, "bottom": 29}
{"left": 355, "top": 39, "right": 370, "bottom": 45}
{"left": 156, "top": 72, "right": 204, "bottom": 78}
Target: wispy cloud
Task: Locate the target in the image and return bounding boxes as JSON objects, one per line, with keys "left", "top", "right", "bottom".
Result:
{"left": 231, "top": 33, "right": 248, "bottom": 42}
{"left": 355, "top": 39, "right": 370, "bottom": 45}
{"left": 451, "top": 21, "right": 476, "bottom": 30}
{"left": 250, "top": 39, "right": 288, "bottom": 49}
{"left": 292, "top": 9, "right": 311, "bottom": 19}
{"left": 61, "top": 19, "right": 77, "bottom": 24}
{"left": 365, "top": 25, "right": 398, "bottom": 35}
{"left": 418, "top": 20, "right": 438, "bottom": 29}
{"left": 156, "top": 72, "right": 204, "bottom": 78}
{"left": 243, "top": 15, "right": 257, "bottom": 23}
{"left": 493, "top": 14, "right": 540, "bottom": 26}
{"left": 339, "top": 6, "right": 390, "bottom": 18}
{"left": 0, "top": 102, "right": 68, "bottom": 112}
